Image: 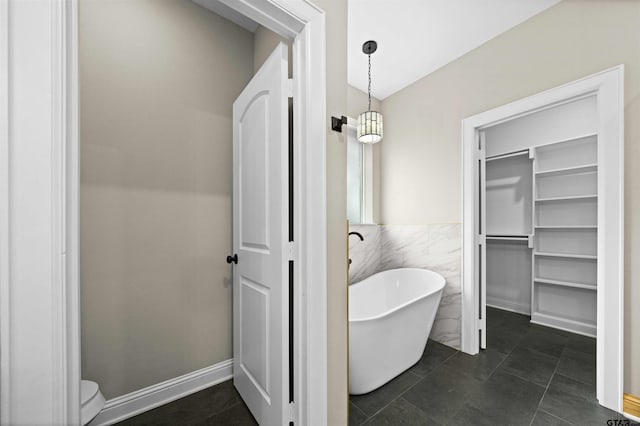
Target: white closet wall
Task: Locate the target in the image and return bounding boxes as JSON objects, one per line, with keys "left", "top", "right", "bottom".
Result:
{"left": 484, "top": 95, "right": 597, "bottom": 156}
{"left": 482, "top": 95, "right": 598, "bottom": 337}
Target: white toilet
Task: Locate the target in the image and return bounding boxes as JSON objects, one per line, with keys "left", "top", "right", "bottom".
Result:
{"left": 81, "top": 380, "right": 105, "bottom": 425}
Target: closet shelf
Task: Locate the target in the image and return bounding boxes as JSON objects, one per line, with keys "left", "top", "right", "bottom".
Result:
{"left": 534, "top": 278, "right": 597, "bottom": 291}
{"left": 534, "top": 225, "right": 597, "bottom": 229}
{"left": 535, "top": 163, "right": 597, "bottom": 177}
{"left": 486, "top": 149, "right": 530, "bottom": 162}
{"left": 534, "top": 251, "right": 597, "bottom": 260}
{"left": 534, "top": 132, "right": 598, "bottom": 150}
{"left": 535, "top": 194, "right": 597, "bottom": 203}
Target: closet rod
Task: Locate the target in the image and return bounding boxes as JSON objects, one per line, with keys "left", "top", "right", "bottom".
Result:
{"left": 486, "top": 235, "right": 530, "bottom": 241}
{"left": 485, "top": 149, "right": 530, "bottom": 162}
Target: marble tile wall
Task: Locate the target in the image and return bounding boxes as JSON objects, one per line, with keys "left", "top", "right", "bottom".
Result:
{"left": 348, "top": 223, "right": 462, "bottom": 349}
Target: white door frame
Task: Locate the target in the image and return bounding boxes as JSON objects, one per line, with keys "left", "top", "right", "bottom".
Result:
{"left": 0, "top": 0, "right": 328, "bottom": 424}
{"left": 461, "top": 66, "right": 624, "bottom": 412}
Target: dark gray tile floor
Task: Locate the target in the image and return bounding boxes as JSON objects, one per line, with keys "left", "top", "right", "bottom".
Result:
{"left": 349, "top": 307, "right": 627, "bottom": 426}
{"left": 114, "top": 308, "right": 629, "bottom": 425}
{"left": 115, "top": 380, "right": 257, "bottom": 426}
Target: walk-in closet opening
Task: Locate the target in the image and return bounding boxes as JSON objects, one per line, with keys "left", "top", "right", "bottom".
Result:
{"left": 482, "top": 94, "right": 598, "bottom": 339}
{"left": 479, "top": 94, "right": 599, "bottom": 395}
{"left": 462, "top": 66, "right": 624, "bottom": 413}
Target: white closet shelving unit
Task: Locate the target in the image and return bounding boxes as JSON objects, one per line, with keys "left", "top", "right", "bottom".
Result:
{"left": 482, "top": 96, "right": 598, "bottom": 338}
{"left": 531, "top": 134, "right": 598, "bottom": 336}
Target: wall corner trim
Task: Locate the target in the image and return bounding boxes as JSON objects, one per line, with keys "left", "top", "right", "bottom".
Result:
{"left": 89, "top": 359, "right": 233, "bottom": 426}
{"left": 624, "top": 393, "right": 640, "bottom": 420}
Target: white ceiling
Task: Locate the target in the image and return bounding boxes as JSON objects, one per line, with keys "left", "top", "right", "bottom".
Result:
{"left": 348, "top": 0, "right": 561, "bottom": 100}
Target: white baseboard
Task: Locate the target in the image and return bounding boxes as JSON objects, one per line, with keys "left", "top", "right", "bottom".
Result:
{"left": 624, "top": 412, "right": 640, "bottom": 423}
{"left": 486, "top": 297, "right": 530, "bottom": 316}
{"left": 89, "top": 359, "right": 233, "bottom": 426}
{"left": 530, "top": 312, "right": 596, "bottom": 337}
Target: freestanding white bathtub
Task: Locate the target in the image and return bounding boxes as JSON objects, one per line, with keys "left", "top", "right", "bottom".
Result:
{"left": 349, "top": 268, "right": 445, "bottom": 395}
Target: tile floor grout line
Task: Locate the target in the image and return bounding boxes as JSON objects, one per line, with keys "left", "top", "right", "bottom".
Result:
{"left": 552, "top": 370, "right": 594, "bottom": 388}
{"left": 486, "top": 319, "right": 549, "bottom": 425}
{"left": 349, "top": 401, "right": 368, "bottom": 426}
{"left": 537, "top": 408, "right": 578, "bottom": 426}
{"left": 484, "top": 313, "right": 529, "bottom": 379}
{"left": 438, "top": 348, "right": 461, "bottom": 369}
{"left": 399, "top": 393, "right": 441, "bottom": 425}
{"left": 353, "top": 343, "right": 459, "bottom": 425}
{"left": 405, "top": 346, "right": 483, "bottom": 424}
{"left": 487, "top": 314, "right": 566, "bottom": 381}
{"left": 355, "top": 371, "right": 422, "bottom": 424}
{"left": 555, "top": 346, "right": 597, "bottom": 387}
{"left": 487, "top": 310, "right": 598, "bottom": 426}
{"left": 497, "top": 338, "right": 563, "bottom": 388}
{"left": 518, "top": 344, "right": 563, "bottom": 361}
{"left": 484, "top": 342, "right": 515, "bottom": 380}
{"left": 529, "top": 351, "right": 563, "bottom": 426}
{"left": 395, "top": 348, "right": 462, "bottom": 422}
{"left": 444, "top": 336, "right": 517, "bottom": 424}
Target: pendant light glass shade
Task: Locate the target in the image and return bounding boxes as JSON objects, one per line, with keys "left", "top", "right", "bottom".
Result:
{"left": 357, "top": 111, "right": 383, "bottom": 144}
{"left": 358, "top": 40, "right": 383, "bottom": 144}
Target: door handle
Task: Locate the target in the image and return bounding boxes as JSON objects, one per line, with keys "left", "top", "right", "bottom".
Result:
{"left": 226, "top": 254, "right": 238, "bottom": 264}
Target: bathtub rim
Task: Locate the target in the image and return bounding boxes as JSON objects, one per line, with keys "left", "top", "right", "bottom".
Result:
{"left": 349, "top": 267, "right": 445, "bottom": 323}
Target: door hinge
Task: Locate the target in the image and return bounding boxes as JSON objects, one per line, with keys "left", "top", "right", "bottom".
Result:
{"left": 478, "top": 131, "right": 486, "bottom": 159}
{"left": 289, "top": 402, "right": 297, "bottom": 423}
{"left": 477, "top": 234, "right": 486, "bottom": 245}
{"left": 288, "top": 241, "right": 296, "bottom": 261}
{"left": 479, "top": 317, "right": 486, "bottom": 330}
{"left": 287, "top": 78, "right": 294, "bottom": 98}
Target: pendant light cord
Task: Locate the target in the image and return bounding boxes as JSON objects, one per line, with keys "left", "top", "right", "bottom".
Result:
{"left": 367, "top": 53, "right": 372, "bottom": 111}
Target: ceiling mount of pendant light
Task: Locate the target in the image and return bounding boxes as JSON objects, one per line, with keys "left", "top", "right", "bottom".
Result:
{"left": 357, "top": 40, "right": 383, "bottom": 144}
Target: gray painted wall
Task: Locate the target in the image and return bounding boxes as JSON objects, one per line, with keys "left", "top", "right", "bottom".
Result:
{"left": 81, "top": 2, "right": 352, "bottom": 421}
{"left": 80, "top": 0, "right": 254, "bottom": 399}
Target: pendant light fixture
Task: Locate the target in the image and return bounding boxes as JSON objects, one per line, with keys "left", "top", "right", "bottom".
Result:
{"left": 357, "top": 40, "right": 383, "bottom": 144}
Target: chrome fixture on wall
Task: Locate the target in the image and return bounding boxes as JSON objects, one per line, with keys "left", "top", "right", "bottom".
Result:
{"left": 357, "top": 40, "right": 383, "bottom": 144}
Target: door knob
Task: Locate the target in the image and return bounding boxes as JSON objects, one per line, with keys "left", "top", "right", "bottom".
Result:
{"left": 226, "top": 254, "right": 238, "bottom": 264}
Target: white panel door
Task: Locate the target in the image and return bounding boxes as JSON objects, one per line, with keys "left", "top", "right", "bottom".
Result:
{"left": 232, "top": 43, "right": 289, "bottom": 426}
